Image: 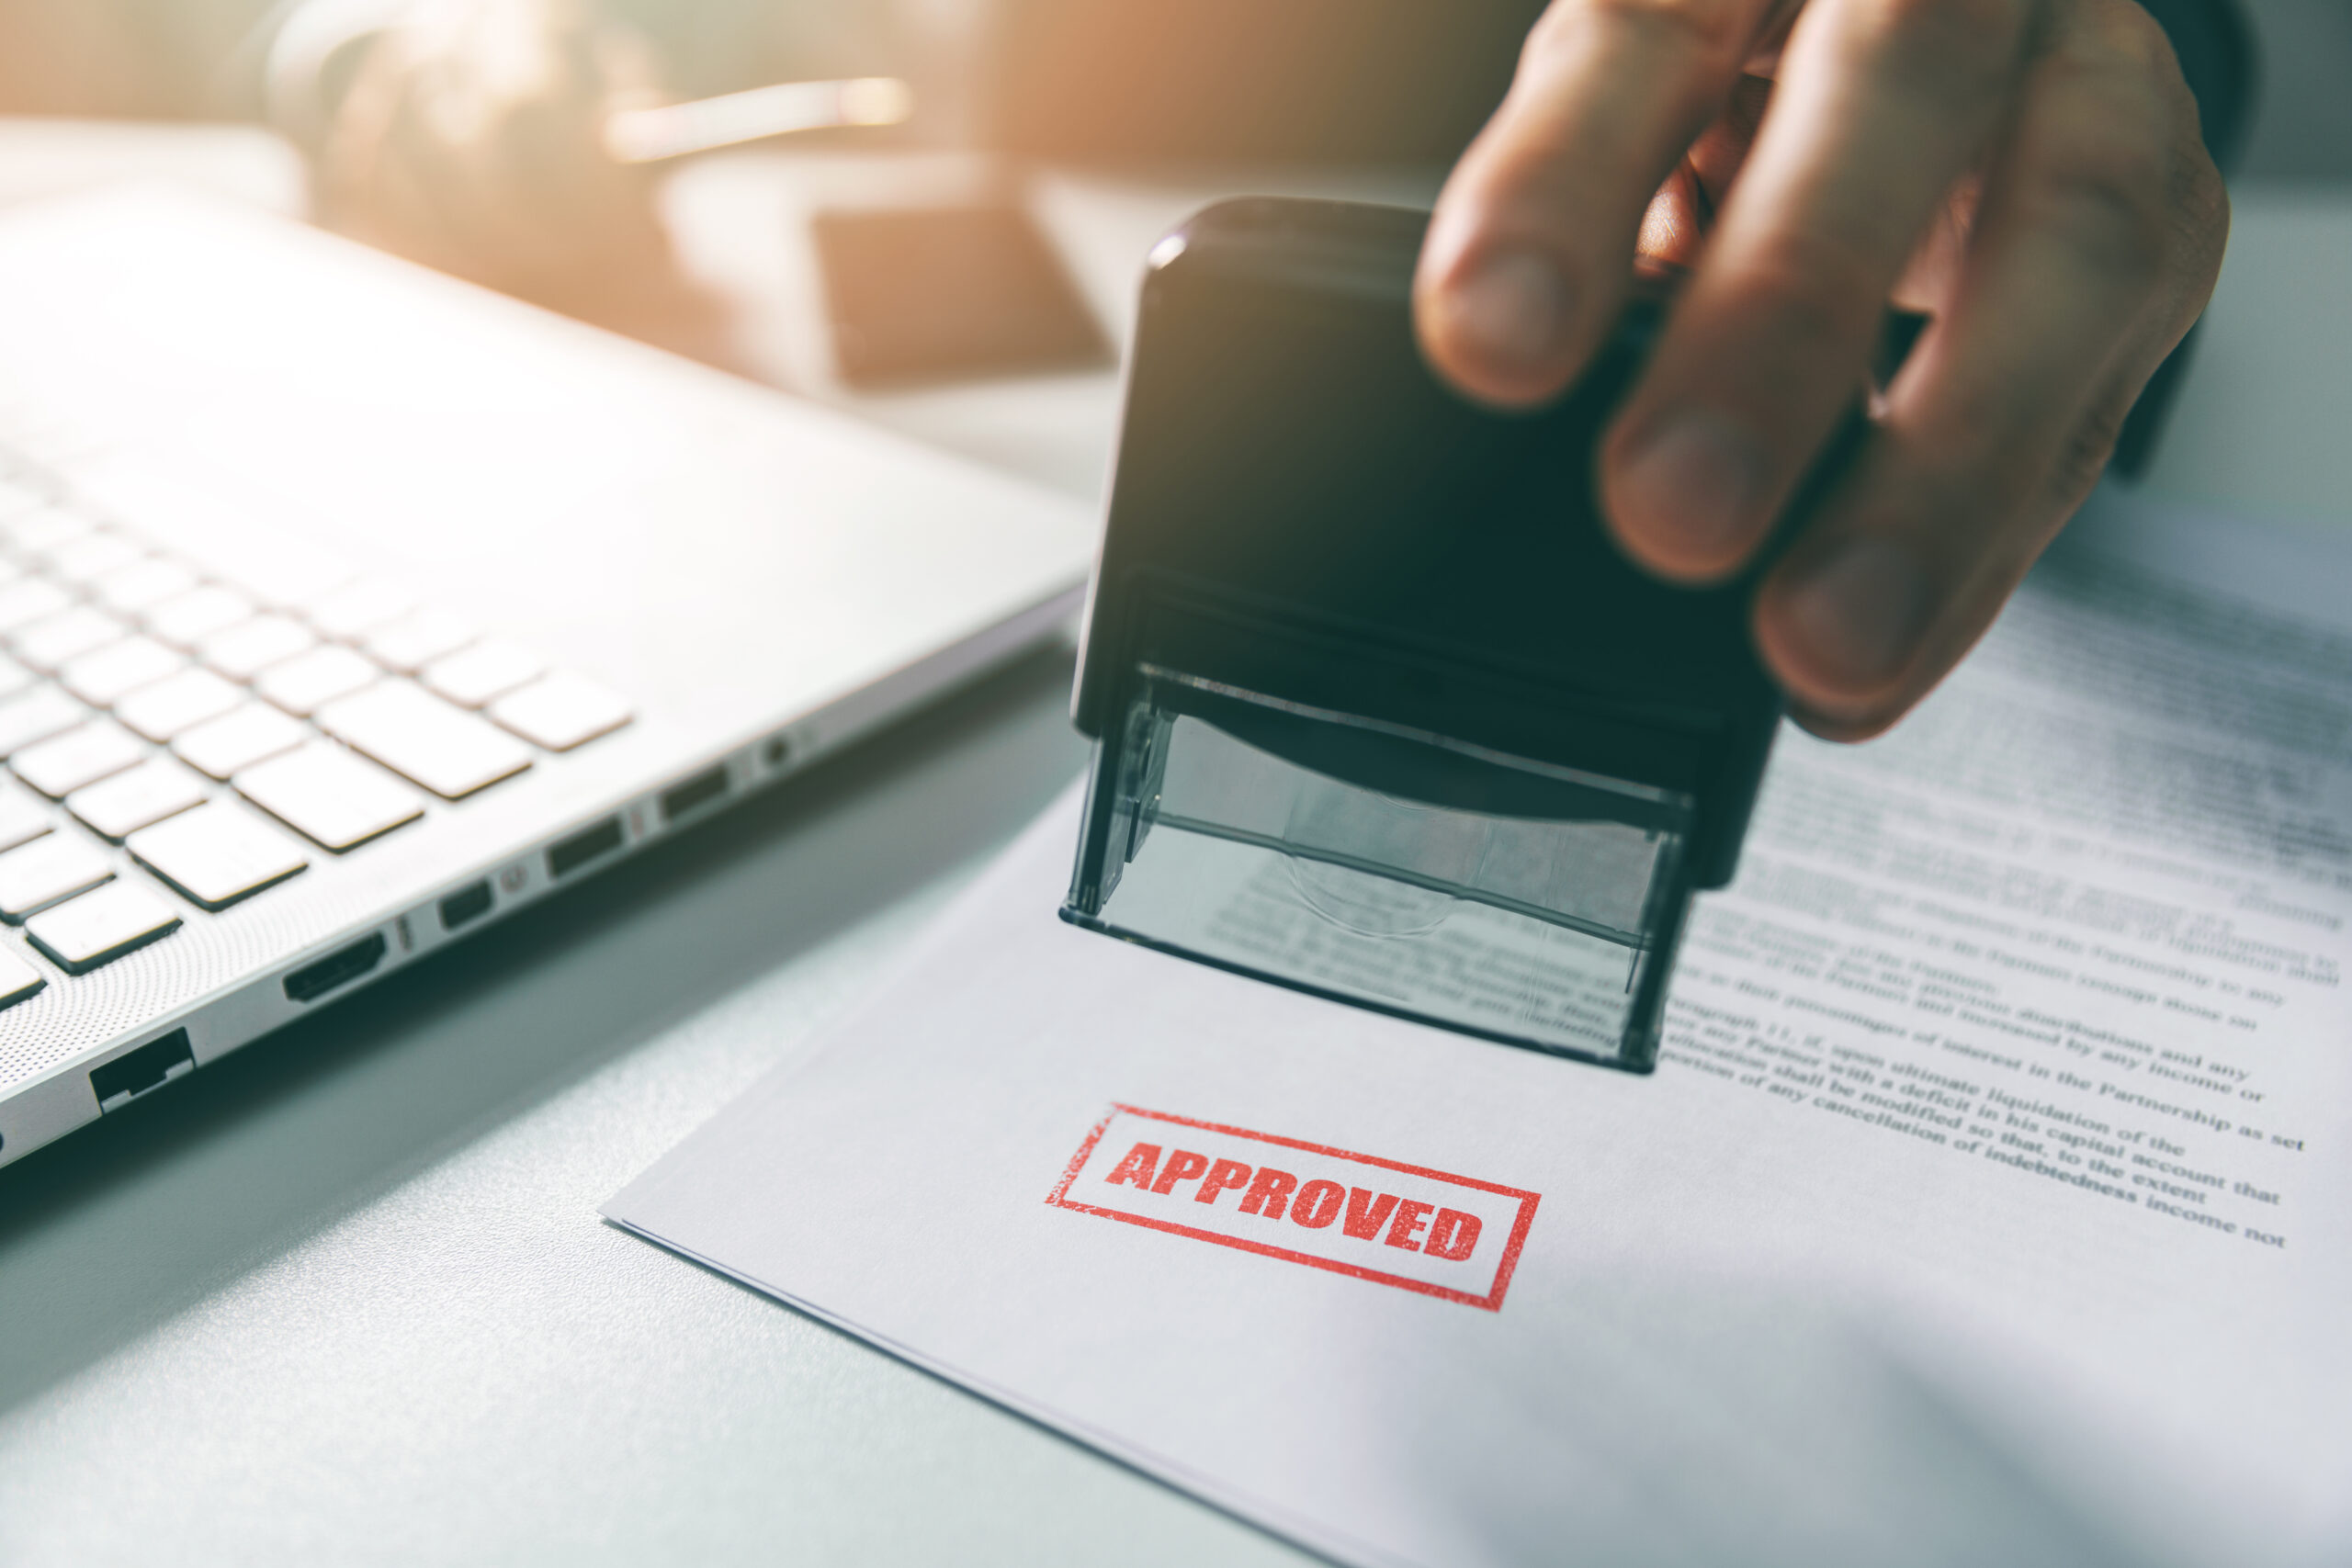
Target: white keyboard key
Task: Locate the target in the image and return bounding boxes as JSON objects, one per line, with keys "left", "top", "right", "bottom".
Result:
{"left": 61, "top": 635, "right": 183, "bottom": 707}
{"left": 362, "top": 608, "right": 474, "bottom": 673}
{"left": 422, "top": 639, "right": 544, "bottom": 707}
{"left": 0, "top": 687, "right": 87, "bottom": 757}
{"left": 3, "top": 507, "right": 91, "bottom": 556}
{"left": 172, "top": 701, "right": 308, "bottom": 780}
{"left": 93, "top": 557, "right": 199, "bottom": 615}
{"left": 15, "top": 720, "right": 144, "bottom": 798}
{"left": 68, "top": 758, "right": 209, "bottom": 841}
{"left": 255, "top": 644, "right": 378, "bottom": 716}
{"left": 0, "top": 939, "right": 43, "bottom": 1010}
{"left": 199, "top": 613, "right": 316, "bottom": 681}
{"left": 0, "top": 651, "right": 37, "bottom": 703}
{"left": 118, "top": 667, "right": 244, "bottom": 743}
{"left": 317, "top": 681, "right": 531, "bottom": 799}
{"left": 0, "top": 786, "right": 51, "bottom": 853}
{"left": 26, "top": 879, "right": 180, "bottom": 973}
{"left": 43, "top": 534, "right": 141, "bottom": 585}
{"left": 0, "top": 578, "right": 73, "bottom": 634}
{"left": 0, "top": 833, "right": 111, "bottom": 919}
{"left": 130, "top": 800, "right": 309, "bottom": 909}
{"left": 11, "top": 604, "right": 126, "bottom": 672}
{"left": 147, "top": 584, "right": 254, "bottom": 649}
{"left": 235, "top": 740, "right": 424, "bottom": 851}
{"left": 307, "top": 579, "right": 414, "bottom": 640}
{"left": 490, "top": 672, "right": 632, "bottom": 752}
{"left": 0, "top": 480, "right": 50, "bottom": 521}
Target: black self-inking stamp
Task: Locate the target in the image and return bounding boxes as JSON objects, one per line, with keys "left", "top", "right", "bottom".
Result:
{"left": 1064, "top": 198, "right": 1842, "bottom": 1071}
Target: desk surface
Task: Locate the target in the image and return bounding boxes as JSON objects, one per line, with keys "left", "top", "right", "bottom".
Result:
{"left": 0, "top": 127, "right": 2344, "bottom": 1567}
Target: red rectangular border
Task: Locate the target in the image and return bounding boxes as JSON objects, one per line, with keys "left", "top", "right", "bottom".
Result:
{"left": 1046, "top": 1103, "right": 1542, "bottom": 1311}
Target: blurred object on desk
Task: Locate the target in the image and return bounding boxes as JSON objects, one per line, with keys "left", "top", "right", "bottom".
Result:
{"left": 602, "top": 74, "right": 911, "bottom": 164}
{"left": 656, "top": 151, "right": 1446, "bottom": 502}
{"left": 812, "top": 203, "right": 1105, "bottom": 389}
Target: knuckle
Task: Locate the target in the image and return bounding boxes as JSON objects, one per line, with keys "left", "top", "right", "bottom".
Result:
{"left": 1527, "top": 0, "right": 1753, "bottom": 73}
{"left": 1843, "top": 0, "right": 2035, "bottom": 70}
{"left": 2024, "top": 119, "right": 2174, "bottom": 283}
{"left": 2049, "top": 390, "right": 2133, "bottom": 501}
{"left": 2078, "top": 0, "right": 2175, "bottom": 76}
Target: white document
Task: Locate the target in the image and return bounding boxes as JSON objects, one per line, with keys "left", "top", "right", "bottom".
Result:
{"left": 607, "top": 507, "right": 2352, "bottom": 1568}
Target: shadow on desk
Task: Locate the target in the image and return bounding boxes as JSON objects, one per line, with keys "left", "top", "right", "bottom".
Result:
{"left": 0, "top": 644, "right": 1089, "bottom": 1417}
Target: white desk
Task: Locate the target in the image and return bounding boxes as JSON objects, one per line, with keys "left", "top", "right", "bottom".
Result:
{"left": 0, "top": 124, "right": 2344, "bottom": 1566}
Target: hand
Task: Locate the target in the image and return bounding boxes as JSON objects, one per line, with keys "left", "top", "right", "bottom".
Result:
{"left": 1413, "top": 0, "right": 2227, "bottom": 739}
{"left": 311, "top": 0, "right": 671, "bottom": 314}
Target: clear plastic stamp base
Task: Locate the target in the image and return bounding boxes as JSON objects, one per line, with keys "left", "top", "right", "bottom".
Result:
{"left": 1064, "top": 674, "right": 1700, "bottom": 1069}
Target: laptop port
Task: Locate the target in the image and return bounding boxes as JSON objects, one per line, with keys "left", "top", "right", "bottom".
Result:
{"left": 548, "top": 818, "right": 624, "bottom": 879}
{"left": 285, "top": 933, "right": 388, "bottom": 1003}
{"left": 439, "top": 881, "right": 493, "bottom": 931}
{"left": 91, "top": 1028, "right": 195, "bottom": 1111}
{"left": 659, "top": 764, "right": 730, "bottom": 824}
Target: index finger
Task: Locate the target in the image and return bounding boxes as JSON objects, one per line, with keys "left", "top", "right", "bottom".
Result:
{"left": 1415, "top": 0, "right": 1790, "bottom": 408}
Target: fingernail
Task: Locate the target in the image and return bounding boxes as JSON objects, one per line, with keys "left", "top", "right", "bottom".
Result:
{"left": 1613, "top": 411, "right": 1770, "bottom": 564}
{"left": 1443, "top": 247, "right": 1573, "bottom": 375}
{"left": 1779, "top": 536, "right": 1936, "bottom": 690}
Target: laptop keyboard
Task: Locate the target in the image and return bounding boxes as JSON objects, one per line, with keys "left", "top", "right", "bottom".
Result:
{"left": 0, "top": 469, "right": 632, "bottom": 997}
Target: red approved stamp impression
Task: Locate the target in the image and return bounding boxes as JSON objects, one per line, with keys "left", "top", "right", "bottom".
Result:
{"left": 1047, "top": 1105, "right": 1542, "bottom": 1311}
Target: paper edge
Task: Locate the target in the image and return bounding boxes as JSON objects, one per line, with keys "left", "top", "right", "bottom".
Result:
{"left": 599, "top": 1214, "right": 1416, "bottom": 1568}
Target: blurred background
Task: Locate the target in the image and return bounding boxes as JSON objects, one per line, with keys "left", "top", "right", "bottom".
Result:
{"left": 0, "top": 0, "right": 2337, "bottom": 169}
{"left": 0, "top": 0, "right": 2334, "bottom": 519}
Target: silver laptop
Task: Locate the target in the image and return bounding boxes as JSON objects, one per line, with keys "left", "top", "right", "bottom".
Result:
{"left": 0, "top": 186, "right": 1097, "bottom": 1168}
